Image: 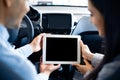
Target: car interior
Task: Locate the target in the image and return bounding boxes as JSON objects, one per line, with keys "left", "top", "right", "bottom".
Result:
{"left": 7, "top": 4, "right": 103, "bottom": 80}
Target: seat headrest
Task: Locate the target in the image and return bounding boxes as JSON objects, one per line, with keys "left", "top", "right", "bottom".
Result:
{"left": 72, "top": 16, "right": 97, "bottom": 35}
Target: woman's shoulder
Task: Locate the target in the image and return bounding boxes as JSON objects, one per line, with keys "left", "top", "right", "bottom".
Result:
{"left": 96, "top": 55, "right": 120, "bottom": 80}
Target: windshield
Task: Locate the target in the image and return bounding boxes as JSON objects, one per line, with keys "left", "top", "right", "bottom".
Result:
{"left": 30, "top": 0, "right": 88, "bottom": 7}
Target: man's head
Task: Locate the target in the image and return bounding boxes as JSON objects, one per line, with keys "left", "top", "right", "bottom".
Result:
{"left": 0, "top": 0, "right": 30, "bottom": 29}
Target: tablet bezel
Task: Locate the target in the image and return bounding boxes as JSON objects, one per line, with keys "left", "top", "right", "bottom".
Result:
{"left": 43, "top": 34, "right": 81, "bottom": 64}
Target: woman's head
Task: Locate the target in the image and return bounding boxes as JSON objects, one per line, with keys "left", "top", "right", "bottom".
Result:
{"left": 88, "top": 0, "right": 120, "bottom": 56}
{"left": 84, "top": 0, "right": 120, "bottom": 80}
{"left": 88, "top": 0, "right": 105, "bottom": 37}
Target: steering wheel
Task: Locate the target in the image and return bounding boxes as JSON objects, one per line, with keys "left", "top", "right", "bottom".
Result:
{"left": 14, "top": 15, "right": 34, "bottom": 48}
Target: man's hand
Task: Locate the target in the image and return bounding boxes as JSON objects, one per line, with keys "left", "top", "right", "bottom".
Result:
{"left": 39, "top": 62, "right": 61, "bottom": 76}
{"left": 30, "top": 33, "right": 45, "bottom": 52}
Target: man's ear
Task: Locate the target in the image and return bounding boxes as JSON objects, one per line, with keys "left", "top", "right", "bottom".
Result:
{"left": 3, "top": 0, "right": 13, "bottom": 7}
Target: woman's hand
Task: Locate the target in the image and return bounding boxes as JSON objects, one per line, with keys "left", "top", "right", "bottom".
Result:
{"left": 80, "top": 40, "right": 94, "bottom": 61}
{"left": 73, "top": 59, "right": 93, "bottom": 74}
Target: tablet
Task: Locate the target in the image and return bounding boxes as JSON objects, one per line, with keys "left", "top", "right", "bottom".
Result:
{"left": 42, "top": 34, "right": 81, "bottom": 64}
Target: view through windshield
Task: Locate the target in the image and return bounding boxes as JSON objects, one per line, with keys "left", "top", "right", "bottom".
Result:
{"left": 29, "top": 0, "right": 88, "bottom": 6}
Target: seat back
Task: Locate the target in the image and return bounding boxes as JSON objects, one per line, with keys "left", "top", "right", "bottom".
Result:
{"left": 80, "top": 31, "right": 102, "bottom": 53}
{"left": 71, "top": 16, "right": 102, "bottom": 53}
{"left": 71, "top": 16, "right": 97, "bottom": 35}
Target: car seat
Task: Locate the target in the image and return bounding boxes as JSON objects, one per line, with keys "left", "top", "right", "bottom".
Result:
{"left": 71, "top": 16, "right": 102, "bottom": 53}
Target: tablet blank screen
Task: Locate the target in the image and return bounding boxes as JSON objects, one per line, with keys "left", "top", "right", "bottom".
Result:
{"left": 46, "top": 37, "right": 77, "bottom": 61}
